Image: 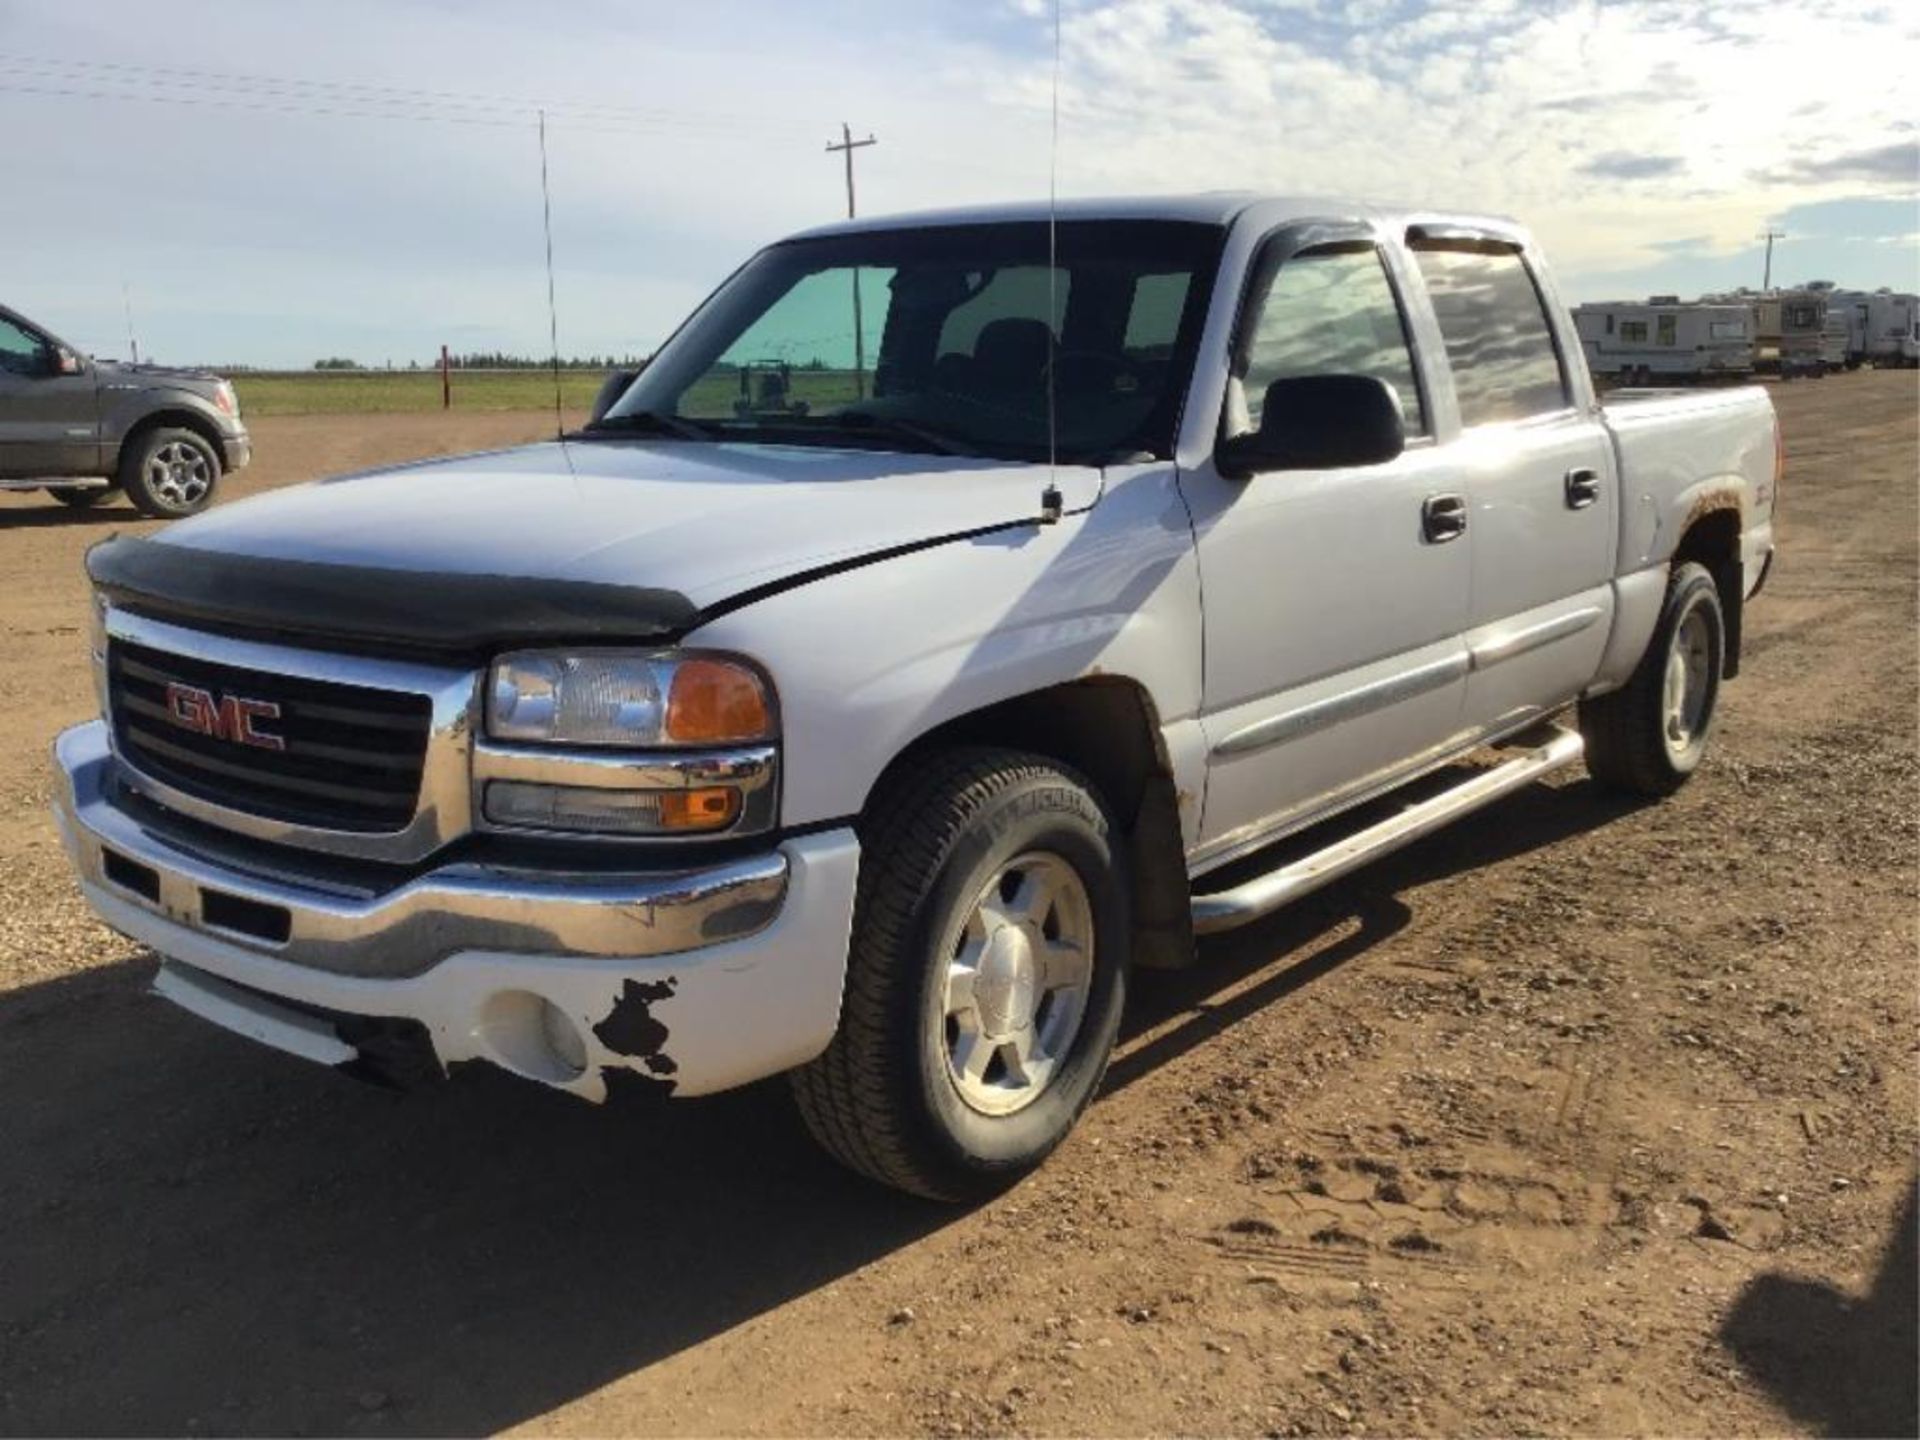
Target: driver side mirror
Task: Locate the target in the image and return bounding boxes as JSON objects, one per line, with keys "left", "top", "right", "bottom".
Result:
{"left": 1217, "top": 373, "right": 1406, "bottom": 478}
{"left": 590, "top": 362, "right": 645, "bottom": 425}
{"left": 50, "top": 346, "right": 84, "bottom": 377}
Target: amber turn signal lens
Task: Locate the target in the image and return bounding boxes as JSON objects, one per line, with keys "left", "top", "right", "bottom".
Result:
{"left": 665, "top": 659, "right": 773, "bottom": 745}
{"left": 656, "top": 786, "right": 741, "bottom": 831}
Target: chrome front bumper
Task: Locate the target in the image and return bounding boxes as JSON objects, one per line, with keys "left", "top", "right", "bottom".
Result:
{"left": 53, "top": 720, "right": 859, "bottom": 1098}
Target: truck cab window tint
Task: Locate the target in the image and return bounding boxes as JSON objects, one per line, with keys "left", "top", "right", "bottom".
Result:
{"left": 679, "top": 266, "right": 895, "bottom": 419}
{"left": 936, "top": 266, "right": 1068, "bottom": 359}
{"left": 1123, "top": 272, "right": 1192, "bottom": 357}
{"left": 611, "top": 220, "right": 1224, "bottom": 463}
{"left": 0, "top": 317, "right": 45, "bottom": 376}
{"left": 1412, "top": 245, "right": 1568, "bottom": 426}
{"left": 1235, "top": 247, "right": 1425, "bottom": 435}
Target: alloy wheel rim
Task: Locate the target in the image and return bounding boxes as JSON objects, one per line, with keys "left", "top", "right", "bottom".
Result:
{"left": 1663, "top": 606, "right": 1713, "bottom": 756}
{"left": 147, "top": 442, "right": 211, "bottom": 508}
{"left": 940, "top": 850, "right": 1094, "bottom": 1117}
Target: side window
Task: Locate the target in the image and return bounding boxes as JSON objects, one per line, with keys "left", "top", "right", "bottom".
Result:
{"left": 0, "top": 317, "right": 46, "bottom": 377}
{"left": 1656, "top": 314, "right": 1677, "bottom": 346}
{"left": 1412, "top": 244, "right": 1569, "bottom": 426}
{"left": 1621, "top": 320, "right": 1648, "bottom": 343}
{"left": 1237, "top": 246, "right": 1425, "bottom": 434}
{"left": 936, "top": 266, "right": 1068, "bottom": 358}
{"left": 1123, "top": 271, "right": 1191, "bottom": 359}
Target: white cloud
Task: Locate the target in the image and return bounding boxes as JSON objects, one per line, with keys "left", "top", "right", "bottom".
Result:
{"left": 1, "top": 0, "right": 1913, "bottom": 362}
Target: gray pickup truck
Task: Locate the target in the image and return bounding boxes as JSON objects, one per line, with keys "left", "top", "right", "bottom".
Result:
{"left": 0, "top": 304, "right": 249, "bottom": 517}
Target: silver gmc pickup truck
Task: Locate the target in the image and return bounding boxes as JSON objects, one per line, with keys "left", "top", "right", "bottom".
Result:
{"left": 1, "top": 303, "right": 249, "bottom": 517}
{"left": 54, "top": 196, "right": 1778, "bottom": 1199}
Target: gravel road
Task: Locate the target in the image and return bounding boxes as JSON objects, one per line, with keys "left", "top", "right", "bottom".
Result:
{"left": 1, "top": 376, "right": 1913, "bottom": 1437}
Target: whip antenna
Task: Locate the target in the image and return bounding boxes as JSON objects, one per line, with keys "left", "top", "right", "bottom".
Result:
{"left": 1043, "top": 0, "right": 1061, "bottom": 516}
{"left": 538, "top": 107, "right": 563, "bottom": 439}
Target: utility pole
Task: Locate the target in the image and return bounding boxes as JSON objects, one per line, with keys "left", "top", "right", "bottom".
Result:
{"left": 1758, "top": 229, "right": 1786, "bottom": 291}
{"left": 826, "top": 122, "right": 877, "bottom": 398}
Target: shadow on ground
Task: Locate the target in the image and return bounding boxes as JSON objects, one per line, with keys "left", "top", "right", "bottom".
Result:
{"left": 0, "top": 774, "right": 1642, "bottom": 1436}
{"left": 1722, "top": 1180, "right": 1919, "bottom": 1439}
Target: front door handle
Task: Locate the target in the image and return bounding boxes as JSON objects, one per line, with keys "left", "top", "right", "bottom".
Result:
{"left": 1422, "top": 492, "right": 1467, "bottom": 544}
{"left": 1565, "top": 467, "right": 1602, "bottom": 510}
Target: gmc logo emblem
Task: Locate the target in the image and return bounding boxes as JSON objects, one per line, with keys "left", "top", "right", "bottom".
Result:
{"left": 164, "top": 682, "right": 286, "bottom": 752}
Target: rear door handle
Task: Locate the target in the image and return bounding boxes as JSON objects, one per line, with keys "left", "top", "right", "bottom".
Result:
{"left": 1565, "top": 467, "right": 1602, "bottom": 510}
{"left": 1422, "top": 493, "right": 1467, "bottom": 544}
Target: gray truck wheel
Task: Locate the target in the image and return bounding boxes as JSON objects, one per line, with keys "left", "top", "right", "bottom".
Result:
{"left": 120, "top": 427, "right": 220, "bottom": 518}
{"left": 48, "top": 486, "right": 112, "bottom": 509}
{"left": 1579, "top": 561, "right": 1724, "bottom": 796}
{"left": 791, "top": 746, "right": 1129, "bottom": 1201}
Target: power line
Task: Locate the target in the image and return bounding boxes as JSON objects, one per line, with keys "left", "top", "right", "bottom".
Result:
{"left": 0, "top": 52, "right": 760, "bottom": 132}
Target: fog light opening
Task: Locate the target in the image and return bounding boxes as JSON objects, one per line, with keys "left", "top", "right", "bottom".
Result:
{"left": 476, "top": 991, "right": 589, "bottom": 1084}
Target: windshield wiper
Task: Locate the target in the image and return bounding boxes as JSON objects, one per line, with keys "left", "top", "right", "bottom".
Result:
{"left": 576, "top": 410, "right": 716, "bottom": 442}
{"left": 815, "top": 411, "right": 981, "bottom": 458}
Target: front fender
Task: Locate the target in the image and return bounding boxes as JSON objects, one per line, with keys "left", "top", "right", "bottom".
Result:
{"left": 686, "top": 462, "right": 1205, "bottom": 832}
{"left": 101, "top": 386, "right": 236, "bottom": 447}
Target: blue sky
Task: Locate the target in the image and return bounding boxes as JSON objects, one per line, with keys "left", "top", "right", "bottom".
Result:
{"left": 1, "top": 0, "right": 1914, "bottom": 366}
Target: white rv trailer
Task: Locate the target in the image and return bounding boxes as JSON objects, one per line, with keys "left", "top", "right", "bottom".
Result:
{"left": 1859, "top": 292, "right": 1919, "bottom": 366}
{"left": 1747, "top": 292, "right": 1827, "bottom": 377}
{"left": 1819, "top": 307, "right": 1850, "bottom": 370}
{"left": 1829, "top": 290, "right": 1872, "bottom": 367}
{"left": 1573, "top": 299, "right": 1754, "bottom": 382}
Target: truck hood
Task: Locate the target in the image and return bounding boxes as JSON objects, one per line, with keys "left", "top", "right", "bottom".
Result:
{"left": 95, "top": 360, "right": 225, "bottom": 387}
{"left": 155, "top": 437, "right": 1102, "bottom": 611}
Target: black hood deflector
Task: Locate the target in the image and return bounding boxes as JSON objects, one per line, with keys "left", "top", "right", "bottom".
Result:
{"left": 87, "top": 536, "right": 700, "bottom": 656}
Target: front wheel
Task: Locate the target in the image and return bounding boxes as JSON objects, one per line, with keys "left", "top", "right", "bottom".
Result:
{"left": 791, "top": 747, "right": 1130, "bottom": 1201}
{"left": 1579, "top": 561, "right": 1725, "bottom": 796}
{"left": 119, "top": 427, "right": 220, "bottom": 518}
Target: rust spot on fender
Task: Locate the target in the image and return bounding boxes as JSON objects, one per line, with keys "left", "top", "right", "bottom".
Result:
{"left": 1683, "top": 486, "right": 1744, "bottom": 531}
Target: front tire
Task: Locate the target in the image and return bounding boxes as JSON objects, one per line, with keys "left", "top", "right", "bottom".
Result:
{"left": 791, "top": 747, "right": 1130, "bottom": 1201}
{"left": 1579, "top": 561, "right": 1725, "bottom": 796}
{"left": 119, "top": 427, "right": 220, "bottom": 518}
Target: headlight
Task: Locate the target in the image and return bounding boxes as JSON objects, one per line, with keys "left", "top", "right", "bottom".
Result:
{"left": 487, "top": 651, "right": 774, "bottom": 748}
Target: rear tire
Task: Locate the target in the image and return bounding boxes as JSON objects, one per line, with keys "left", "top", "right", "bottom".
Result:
{"left": 790, "top": 747, "right": 1130, "bottom": 1201}
{"left": 1579, "top": 561, "right": 1724, "bottom": 796}
{"left": 119, "top": 427, "right": 220, "bottom": 518}
{"left": 48, "top": 486, "right": 113, "bottom": 509}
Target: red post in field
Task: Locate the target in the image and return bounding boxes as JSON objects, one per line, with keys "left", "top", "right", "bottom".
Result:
{"left": 440, "top": 344, "right": 451, "bottom": 410}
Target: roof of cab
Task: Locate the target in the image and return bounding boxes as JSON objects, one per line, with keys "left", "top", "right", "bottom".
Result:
{"left": 784, "top": 193, "right": 1525, "bottom": 245}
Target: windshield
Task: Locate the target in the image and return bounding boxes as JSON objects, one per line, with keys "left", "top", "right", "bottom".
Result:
{"left": 601, "top": 220, "right": 1224, "bottom": 464}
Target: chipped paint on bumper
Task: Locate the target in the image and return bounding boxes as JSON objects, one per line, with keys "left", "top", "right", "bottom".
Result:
{"left": 53, "top": 720, "right": 859, "bottom": 1099}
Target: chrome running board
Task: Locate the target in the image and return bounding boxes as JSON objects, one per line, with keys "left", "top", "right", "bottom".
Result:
{"left": 1190, "top": 727, "right": 1585, "bottom": 935}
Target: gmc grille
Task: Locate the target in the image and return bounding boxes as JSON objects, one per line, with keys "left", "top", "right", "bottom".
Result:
{"left": 108, "top": 639, "right": 433, "bottom": 833}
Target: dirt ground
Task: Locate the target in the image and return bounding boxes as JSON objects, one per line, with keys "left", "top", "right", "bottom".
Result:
{"left": 0, "top": 378, "right": 1914, "bottom": 1438}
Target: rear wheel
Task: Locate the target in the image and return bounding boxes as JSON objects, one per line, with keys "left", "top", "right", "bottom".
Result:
{"left": 47, "top": 486, "right": 113, "bottom": 509}
{"left": 1579, "top": 561, "right": 1725, "bottom": 796}
{"left": 790, "top": 747, "right": 1130, "bottom": 1201}
{"left": 119, "top": 427, "right": 220, "bottom": 518}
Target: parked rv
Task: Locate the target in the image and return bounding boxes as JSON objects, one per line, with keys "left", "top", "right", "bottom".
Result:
{"left": 1749, "top": 292, "right": 1827, "bottom": 378}
{"left": 1819, "top": 307, "right": 1851, "bottom": 372}
{"left": 1573, "top": 300, "right": 1754, "bottom": 384}
{"left": 1860, "top": 292, "right": 1919, "bottom": 367}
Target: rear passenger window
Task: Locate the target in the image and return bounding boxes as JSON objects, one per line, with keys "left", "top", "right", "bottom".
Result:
{"left": 1412, "top": 244, "right": 1568, "bottom": 426}
{"left": 1237, "top": 246, "right": 1425, "bottom": 434}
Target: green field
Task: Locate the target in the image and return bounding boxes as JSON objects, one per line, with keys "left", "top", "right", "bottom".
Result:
{"left": 232, "top": 369, "right": 608, "bottom": 416}
{"left": 232, "top": 366, "right": 869, "bottom": 418}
